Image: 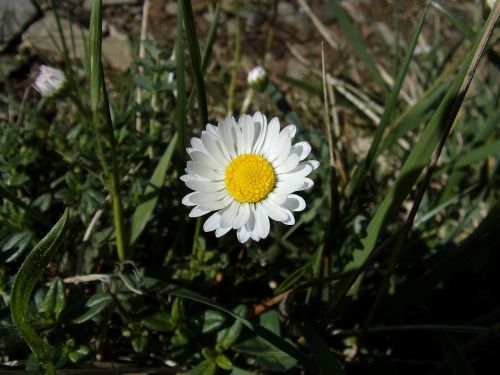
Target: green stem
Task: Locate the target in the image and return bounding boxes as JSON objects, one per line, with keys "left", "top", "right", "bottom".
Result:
{"left": 89, "top": 0, "right": 127, "bottom": 261}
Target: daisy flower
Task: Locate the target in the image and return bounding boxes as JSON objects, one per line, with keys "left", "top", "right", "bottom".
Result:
{"left": 181, "top": 112, "right": 319, "bottom": 243}
{"left": 33, "top": 65, "right": 66, "bottom": 98}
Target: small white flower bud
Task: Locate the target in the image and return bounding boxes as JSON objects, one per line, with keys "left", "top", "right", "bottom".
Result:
{"left": 247, "top": 66, "right": 267, "bottom": 90}
{"left": 33, "top": 65, "right": 66, "bottom": 98}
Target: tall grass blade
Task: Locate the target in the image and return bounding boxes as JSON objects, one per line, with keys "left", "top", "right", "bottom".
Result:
{"left": 325, "top": 0, "right": 387, "bottom": 90}
{"left": 176, "top": 2, "right": 187, "bottom": 159}
{"left": 10, "top": 209, "right": 69, "bottom": 375}
{"left": 439, "top": 335, "right": 476, "bottom": 375}
{"left": 180, "top": 0, "right": 208, "bottom": 128}
{"left": 329, "top": 3, "right": 500, "bottom": 309}
{"left": 297, "top": 317, "right": 344, "bottom": 374}
{"left": 347, "top": 0, "right": 431, "bottom": 197}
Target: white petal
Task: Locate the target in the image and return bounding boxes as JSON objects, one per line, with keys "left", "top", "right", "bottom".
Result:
{"left": 191, "top": 151, "right": 225, "bottom": 171}
{"left": 268, "top": 128, "right": 292, "bottom": 163}
{"left": 297, "top": 178, "right": 314, "bottom": 191}
{"left": 206, "top": 123, "right": 218, "bottom": 135}
{"left": 187, "top": 161, "right": 224, "bottom": 180}
{"left": 189, "top": 206, "right": 211, "bottom": 217}
{"left": 261, "top": 199, "right": 289, "bottom": 222}
{"left": 237, "top": 226, "right": 251, "bottom": 243}
{"left": 267, "top": 191, "right": 288, "bottom": 205}
{"left": 241, "top": 114, "right": 254, "bottom": 154}
{"left": 274, "top": 179, "right": 307, "bottom": 195}
{"left": 282, "top": 124, "right": 296, "bottom": 138}
{"left": 233, "top": 122, "right": 245, "bottom": 155}
{"left": 307, "top": 160, "right": 320, "bottom": 170}
{"left": 275, "top": 153, "right": 300, "bottom": 174}
{"left": 185, "top": 180, "right": 225, "bottom": 192}
{"left": 190, "top": 137, "right": 205, "bottom": 152}
{"left": 182, "top": 192, "right": 197, "bottom": 206}
{"left": 215, "top": 226, "right": 231, "bottom": 238}
{"left": 255, "top": 202, "right": 270, "bottom": 240}
{"left": 283, "top": 194, "right": 306, "bottom": 212}
{"left": 188, "top": 191, "right": 228, "bottom": 205}
{"left": 252, "top": 112, "right": 268, "bottom": 154}
{"left": 203, "top": 211, "right": 221, "bottom": 232}
{"left": 220, "top": 201, "right": 240, "bottom": 228}
{"left": 232, "top": 203, "right": 251, "bottom": 229}
{"left": 291, "top": 141, "right": 311, "bottom": 161}
{"left": 246, "top": 205, "right": 259, "bottom": 241}
{"left": 260, "top": 117, "right": 280, "bottom": 158}
{"left": 277, "top": 163, "right": 314, "bottom": 181}
{"left": 220, "top": 118, "right": 237, "bottom": 159}
{"left": 198, "top": 195, "right": 233, "bottom": 211}
{"left": 201, "top": 133, "right": 230, "bottom": 165}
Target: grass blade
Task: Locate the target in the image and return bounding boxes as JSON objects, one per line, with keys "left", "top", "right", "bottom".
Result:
{"left": 439, "top": 335, "right": 476, "bottom": 375}
{"left": 176, "top": 2, "right": 187, "bottom": 159}
{"left": 325, "top": 0, "right": 387, "bottom": 90}
{"left": 328, "top": 3, "right": 500, "bottom": 310}
{"left": 180, "top": 0, "right": 208, "bottom": 128}
{"left": 347, "top": 0, "right": 432, "bottom": 197}
{"left": 10, "top": 209, "right": 69, "bottom": 375}
{"left": 297, "top": 317, "right": 344, "bottom": 375}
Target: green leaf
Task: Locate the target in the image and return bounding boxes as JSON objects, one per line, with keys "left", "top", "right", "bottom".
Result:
{"left": 141, "top": 311, "right": 174, "bottom": 332}
{"left": 202, "top": 309, "right": 226, "bottom": 334}
{"left": 187, "top": 359, "right": 217, "bottom": 375}
{"left": 128, "top": 132, "right": 178, "bottom": 247}
{"left": 39, "top": 277, "right": 66, "bottom": 321}
{"left": 439, "top": 335, "right": 476, "bottom": 375}
{"left": 71, "top": 294, "right": 113, "bottom": 324}
{"left": 216, "top": 305, "right": 246, "bottom": 352}
{"left": 216, "top": 353, "right": 233, "bottom": 370}
{"left": 10, "top": 209, "right": 69, "bottom": 374}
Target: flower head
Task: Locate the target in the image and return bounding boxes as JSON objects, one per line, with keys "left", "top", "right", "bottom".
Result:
{"left": 247, "top": 66, "right": 267, "bottom": 89}
{"left": 181, "top": 112, "right": 319, "bottom": 243}
{"left": 33, "top": 65, "right": 66, "bottom": 98}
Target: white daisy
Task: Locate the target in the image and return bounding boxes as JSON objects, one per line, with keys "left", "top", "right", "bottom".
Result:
{"left": 33, "top": 65, "right": 66, "bottom": 98}
{"left": 181, "top": 112, "right": 319, "bottom": 243}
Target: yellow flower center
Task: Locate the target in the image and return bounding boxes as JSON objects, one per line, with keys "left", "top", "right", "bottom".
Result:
{"left": 224, "top": 154, "right": 275, "bottom": 203}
